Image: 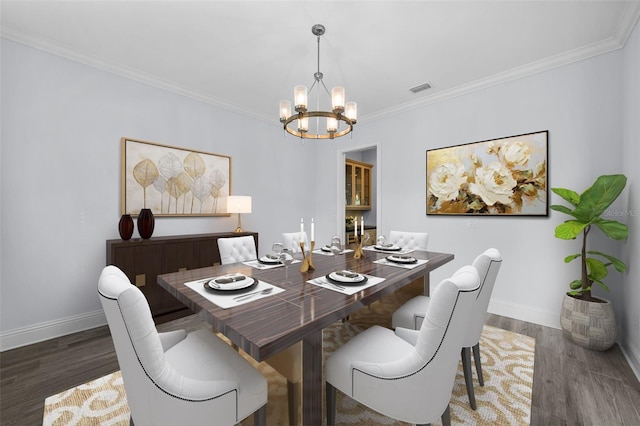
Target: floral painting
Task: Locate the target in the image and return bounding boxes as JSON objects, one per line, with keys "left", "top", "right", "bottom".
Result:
{"left": 426, "top": 131, "right": 548, "bottom": 216}
{"left": 121, "top": 138, "right": 231, "bottom": 216}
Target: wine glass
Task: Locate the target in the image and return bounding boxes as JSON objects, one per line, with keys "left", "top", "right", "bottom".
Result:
{"left": 362, "top": 232, "right": 371, "bottom": 247}
{"left": 271, "top": 242, "right": 284, "bottom": 261}
{"left": 377, "top": 235, "right": 386, "bottom": 248}
{"left": 280, "top": 248, "right": 294, "bottom": 285}
{"left": 330, "top": 235, "right": 342, "bottom": 270}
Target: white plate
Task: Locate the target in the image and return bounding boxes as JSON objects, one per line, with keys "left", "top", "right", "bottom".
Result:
{"left": 321, "top": 245, "right": 332, "bottom": 252}
{"left": 206, "top": 275, "right": 256, "bottom": 291}
{"left": 387, "top": 255, "right": 417, "bottom": 264}
{"left": 328, "top": 271, "right": 367, "bottom": 283}
{"left": 374, "top": 245, "right": 401, "bottom": 251}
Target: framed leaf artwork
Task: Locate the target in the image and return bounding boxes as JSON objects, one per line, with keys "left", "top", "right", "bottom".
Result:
{"left": 426, "top": 130, "right": 548, "bottom": 216}
{"left": 121, "top": 138, "right": 232, "bottom": 217}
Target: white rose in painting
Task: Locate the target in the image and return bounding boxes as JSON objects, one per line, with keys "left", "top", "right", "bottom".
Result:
{"left": 501, "top": 141, "right": 531, "bottom": 168}
{"left": 429, "top": 163, "right": 467, "bottom": 201}
{"left": 469, "top": 162, "right": 517, "bottom": 206}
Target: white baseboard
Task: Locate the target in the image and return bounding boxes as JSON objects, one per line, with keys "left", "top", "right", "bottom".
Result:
{"left": 0, "top": 310, "right": 107, "bottom": 352}
{"left": 488, "top": 298, "right": 561, "bottom": 329}
{"left": 620, "top": 338, "right": 640, "bottom": 382}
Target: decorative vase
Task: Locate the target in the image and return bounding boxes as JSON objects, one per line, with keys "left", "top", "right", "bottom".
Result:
{"left": 560, "top": 293, "right": 616, "bottom": 351}
{"left": 137, "top": 208, "right": 155, "bottom": 239}
{"left": 118, "top": 214, "right": 134, "bottom": 240}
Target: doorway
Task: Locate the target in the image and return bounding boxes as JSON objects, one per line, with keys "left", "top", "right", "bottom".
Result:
{"left": 337, "top": 144, "right": 380, "bottom": 242}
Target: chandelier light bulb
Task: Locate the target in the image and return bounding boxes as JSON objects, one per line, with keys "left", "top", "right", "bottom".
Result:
{"left": 279, "top": 100, "right": 291, "bottom": 122}
{"left": 345, "top": 102, "right": 358, "bottom": 123}
{"left": 294, "top": 85, "right": 308, "bottom": 112}
{"left": 331, "top": 87, "right": 345, "bottom": 113}
{"left": 327, "top": 117, "right": 338, "bottom": 133}
{"left": 298, "top": 117, "right": 309, "bottom": 132}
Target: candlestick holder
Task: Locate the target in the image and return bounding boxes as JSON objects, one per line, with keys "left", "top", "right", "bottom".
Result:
{"left": 299, "top": 241, "right": 316, "bottom": 272}
{"left": 353, "top": 235, "right": 365, "bottom": 259}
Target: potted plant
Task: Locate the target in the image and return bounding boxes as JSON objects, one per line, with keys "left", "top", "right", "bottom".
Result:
{"left": 550, "top": 174, "right": 628, "bottom": 351}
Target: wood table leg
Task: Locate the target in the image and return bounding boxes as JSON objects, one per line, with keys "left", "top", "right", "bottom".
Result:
{"left": 302, "top": 330, "right": 323, "bottom": 425}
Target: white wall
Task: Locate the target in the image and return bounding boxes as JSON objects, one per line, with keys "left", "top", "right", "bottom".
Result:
{"left": 621, "top": 19, "right": 640, "bottom": 376}
{"left": 0, "top": 39, "right": 320, "bottom": 348}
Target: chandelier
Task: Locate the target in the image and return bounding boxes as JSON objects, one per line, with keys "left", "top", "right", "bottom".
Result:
{"left": 279, "top": 24, "right": 357, "bottom": 140}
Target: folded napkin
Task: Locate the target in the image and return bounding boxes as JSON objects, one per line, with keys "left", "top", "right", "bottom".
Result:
{"left": 312, "top": 248, "right": 354, "bottom": 256}
{"left": 307, "top": 274, "right": 385, "bottom": 295}
{"left": 373, "top": 257, "right": 429, "bottom": 269}
{"left": 184, "top": 277, "right": 284, "bottom": 309}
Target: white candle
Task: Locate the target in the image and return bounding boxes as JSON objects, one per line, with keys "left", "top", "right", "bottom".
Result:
{"left": 300, "top": 218, "right": 304, "bottom": 240}
{"left": 361, "top": 216, "right": 364, "bottom": 236}
{"left": 311, "top": 218, "right": 315, "bottom": 242}
{"left": 354, "top": 218, "right": 358, "bottom": 239}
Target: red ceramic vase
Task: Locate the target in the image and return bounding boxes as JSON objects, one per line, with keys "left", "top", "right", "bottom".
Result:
{"left": 118, "top": 214, "right": 134, "bottom": 240}
{"left": 137, "top": 208, "right": 155, "bottom": 239}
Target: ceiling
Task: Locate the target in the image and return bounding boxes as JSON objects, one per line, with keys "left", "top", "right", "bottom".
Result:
{"left": 2, "top": 1, "right": 639, "bottom": 125}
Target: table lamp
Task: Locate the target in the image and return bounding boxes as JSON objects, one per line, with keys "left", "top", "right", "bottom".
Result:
{"left": 227, "top": 195, "right": 252, "bottom": 233}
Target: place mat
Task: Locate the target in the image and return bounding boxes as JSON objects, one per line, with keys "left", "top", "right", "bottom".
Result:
{"left": 243, "top": 259, "right": 301, "bottom": 270}
{"left": 184, "top": 278, "right": 284, "bottom": 309}
{"left": 374, "top": 257, "right": 429, "bottom": 269}
{"left": 312, "top": 248, "right": 354, "bottom": 256}
{"left": 363, "top": 245, "right": 415, "bottom": 255}
{"left": 307, "top": 274, "right": 385, "bottom": 295}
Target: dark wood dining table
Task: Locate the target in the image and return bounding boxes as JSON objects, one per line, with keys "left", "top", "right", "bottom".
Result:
{"left": 157, "top": 246, "right": 454, "bottom": 425}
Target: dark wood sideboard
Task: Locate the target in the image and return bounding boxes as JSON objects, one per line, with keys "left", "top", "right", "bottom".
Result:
{"left": 106, "top": 232, "right": 259, "bottom": 324}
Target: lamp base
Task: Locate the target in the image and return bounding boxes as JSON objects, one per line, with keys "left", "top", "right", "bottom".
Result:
{"left": 234, "top": 226, "right": 245, "bottom": 233}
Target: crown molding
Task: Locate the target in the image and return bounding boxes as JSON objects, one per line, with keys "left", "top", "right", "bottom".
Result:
{"left": 0, "top": 26, "right": 272, "bottom": 124}
{"left": 363, "top": 34, "right": 628, "bottom": 123}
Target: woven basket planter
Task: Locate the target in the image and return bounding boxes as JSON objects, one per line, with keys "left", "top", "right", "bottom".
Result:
{"left": 560, "top": 293, "right": 616, "bottom": 351}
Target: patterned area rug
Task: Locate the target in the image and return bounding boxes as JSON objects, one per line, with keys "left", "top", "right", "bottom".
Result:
{"left": 43, "top": 287, "right": 535, "bottom": 425}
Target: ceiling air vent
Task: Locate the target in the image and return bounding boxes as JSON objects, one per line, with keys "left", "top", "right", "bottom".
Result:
{"left": 409, "top": 82, "right": 432, "bottom": 93}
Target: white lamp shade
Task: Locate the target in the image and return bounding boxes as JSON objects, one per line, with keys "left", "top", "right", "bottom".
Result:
{"left": 345, "top": 102, "right": 357, "bottom": 121}
{"left": 294, "top": 85, "right": 308, "bottom": 110}
{"left": 298, "top": 117, "right": 309, "bottom": 132}
{"left": 279, "top": 100, "right": 291, "bottom": 120}
{"left": 327, "top": 117, "right": 338, "bottom": 132}
{"left": 227, "top": 196, "right": 252, "bottom": 214}
{"left": 331, "top": 87, "right": 345, "bottom": 112}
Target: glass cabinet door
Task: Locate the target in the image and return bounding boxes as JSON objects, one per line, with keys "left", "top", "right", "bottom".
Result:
{"left": 345, "top": 159, "right": 372, "bottom": 210}
{"left": 354, "top": 166, "right": 362, "bottom": 205}
{"left": 363, "top": 168, "right": 370, "bottom": 206}
{"left": 345, "top": 163, "right": 353, "bottom": 205}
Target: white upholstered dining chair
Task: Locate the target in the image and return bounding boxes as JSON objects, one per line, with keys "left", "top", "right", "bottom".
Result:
{"left": 391, "top": 248, "right": 502, "bottom": 410}
{"left": 281, "top": 231, "right": 309, "bottom": 253}
{"left": 388, "top": 230, "right": 429, "bottom": 251}
{"left": 217, "top": 235, "right": 258, "bottom": 264}
{"left": 98, "top": 265, "right": 267, "bottom": 426}
{"left": 325, "top": 265, "right": 481, "bottom": 426}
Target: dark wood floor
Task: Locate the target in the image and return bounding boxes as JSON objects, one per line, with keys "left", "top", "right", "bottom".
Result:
{"left": 1, "top": 312, "right": 639, "bottom": 425}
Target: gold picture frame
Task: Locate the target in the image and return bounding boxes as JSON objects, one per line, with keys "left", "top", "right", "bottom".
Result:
{"left": 121, "top": 137, "right": 232, "bottom": 217}
{"left": 426, "top": 130, "right": 548, "bottom": 216}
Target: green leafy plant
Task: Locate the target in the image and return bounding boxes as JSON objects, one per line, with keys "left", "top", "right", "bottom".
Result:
{"left": 550, "top": 174, "right": 628, "bottom": 301}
